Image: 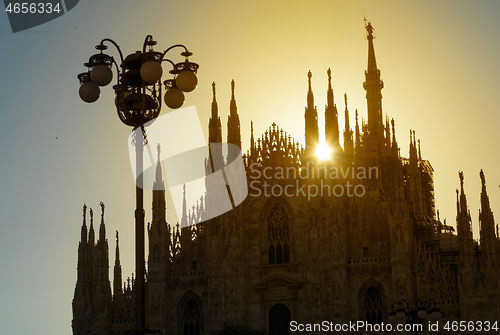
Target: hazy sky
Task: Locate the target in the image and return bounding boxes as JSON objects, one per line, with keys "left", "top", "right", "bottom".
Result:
{"left": 1, "top": 1, "right": 499, "bottom": 333}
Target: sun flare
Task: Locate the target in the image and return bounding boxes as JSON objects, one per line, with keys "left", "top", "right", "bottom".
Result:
{"left": 316, "top": 143, "right": 332, "bottom": 160}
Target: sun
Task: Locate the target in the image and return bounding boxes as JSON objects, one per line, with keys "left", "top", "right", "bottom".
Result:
{"left": 316, "top": 143, "right": 332, "bottom": 160}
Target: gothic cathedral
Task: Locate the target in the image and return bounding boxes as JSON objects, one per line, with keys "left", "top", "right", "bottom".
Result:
{"left": 72, "top": 22, "right": 500, "bottom": 335}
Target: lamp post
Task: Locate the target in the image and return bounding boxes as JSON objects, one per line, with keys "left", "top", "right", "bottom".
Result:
{"left": 77, "top": 35, "right": 199, "bottom": 335}
{"left": 388, "top": 299, "right": 441, "bottom": 335}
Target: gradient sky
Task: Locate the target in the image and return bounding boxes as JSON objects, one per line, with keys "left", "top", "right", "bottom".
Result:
{"left": 1, "top": 1, "right": 499, "bottom": 333}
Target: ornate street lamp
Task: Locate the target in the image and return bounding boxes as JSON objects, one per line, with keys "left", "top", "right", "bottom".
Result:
{"left": 77, "top": 35, "right": 199, "bottom": 335}
{"left": 389, "top": 299, "right": 441, "bottom": 335}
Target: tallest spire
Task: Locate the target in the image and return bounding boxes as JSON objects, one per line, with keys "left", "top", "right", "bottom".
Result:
{"left": 365, "top": 18, "right": 378, "bottom": 73}
{"left": 363, "top": 18, "right": 384, "bottom": 145}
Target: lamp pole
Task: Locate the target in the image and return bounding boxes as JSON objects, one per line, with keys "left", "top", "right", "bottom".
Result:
{"left": 389, "top": 299, "right": 441, "bottom": 335}
{"left": 78, "top": 35, "right": 199, "bottom": 334}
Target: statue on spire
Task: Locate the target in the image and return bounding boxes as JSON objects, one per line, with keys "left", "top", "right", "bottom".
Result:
{"left": 365, "top": 19, "right": 374, "bottom": 38}
{"left": 100, "top": 201, "right": 105, "bottom": 217}
{"left": 83, "top": 204, "right": 87, "bottom": 218}
{"left": 212, "top": 81, "right": 216, "bottom": 100}
{"left": 327, "top": 68, "right": 331, "bottom": 81}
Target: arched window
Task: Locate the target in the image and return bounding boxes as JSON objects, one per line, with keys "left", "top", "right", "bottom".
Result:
{"left": 182, "top": 298, "right": 201, "bottom": 335}
{"left": 276, "top": 244, "right": 283, "bottom": 263}
{"left": 269, "top": 244, "right": 275, "bottom": 264}
{"left": 283, "top": 243, "right": 290, "bottom": 263}
{"left": 269, "top": 303, "right": 291, "bottom": 335}
{"left": 268, "top": 206, "right": 290, "bottom": 264}
{"left": 363, "top": 286, "right": 383, "bottom": 324}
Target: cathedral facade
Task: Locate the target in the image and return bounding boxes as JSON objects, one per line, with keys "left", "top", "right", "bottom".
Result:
{"left": 72, "top": 23, "right": 500, "bottom": 335}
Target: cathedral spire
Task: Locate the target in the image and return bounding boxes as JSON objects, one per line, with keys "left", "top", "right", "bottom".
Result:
{"left": 344, "top": 93, "right": 350, "bottom": 130}
{"left": 307, "top": 70, "right": 314, "bottom": 108}
{"left": 209, "top": 82, "right": 222, "bottom": 144}
{"left": 249, "top": 120, "right": 256, "bottom": 162}
{"left": 99, "top": 201, "right": 106, "bottom": 242}
{"left": 95, "top": 201, "right": 110, "bottom": 284}
{"left": 409, "top": 130, "right": 413, "bottom": 158}
{"left": 230, "top": 79, "right": 237, "bottom": 113}
{"left": 152, "top": 144, "right": 166, "bottom": 224}
{"left": 153, "top": 144, "right": 164, "bottom": 190}
{"left": 343, "top": 93, "right": 354, "bottom": 159}
{"left": 479, "top": 169, "right": 497, "bottom": 256}
{"left": 385, "top": 116, "right": 391, "bottom": 149}
{"left": 365, "top": 18, "right": 378, "bottom": 73}
{"left": 227, "top": 79, "right": 242, "bottom": 163}
{"left": 208, "top": 81, "right": 224, "bottom": 175}
{"left": 304, "top": 71, "right": 319, "bottom": 160}
{"left": 181, "top": 184, "right": 188, "bottom": 228}
{"left": 77, "top": 204, "right": 89, "bottom": 284}
{"left": 418, "top": 139, "right": 422, "bottom": 161}
{"left": 355, "top": 109, "right": 360, "bottom": 148}
{"left": 363, "top": 19, "right": 385, "bottom": 146}
{"left": 457, "top": 171, "right": 474, "bottom": 263}
{"left": 81, "top": 204, "right": 88, "bottom": 244}
{"left": 325, "top": 68, "right": 340, "bottom": 150}
{"left": 250, "top": 120, "right": 255, "bottom": 151}
{"left": 391, "top": 119, "right": 397, "bottom": 152}
{"left": 409, "top": 130, "right": 418, "bottom": 163}
{"left": 114, "top": 230, "right": 123, "bottom": 296}
{"left": 89, "top": 207, "right": 95, "bottom": 245}
{"left": 211, "top": 81, "right": 217, "bottom": 116}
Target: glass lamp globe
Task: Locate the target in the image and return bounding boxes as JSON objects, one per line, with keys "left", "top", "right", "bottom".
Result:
{"left": 175, "top": 70, "right": 197, "bottom": 92}
{"left": 79, "top": 82, "right": 100, "bottom": 103}
{"left": 388, "top": 314, "right": 397, "bottom": 323}
{"left": 90, "top": 64, "right": 113, "bottom": 86}
{"left": 417, "top": 309, "right": 427, "bottom": 319}
{"left": 396, "top": 311, "right": 405, "bottom": 320}
{"left": 164, "top": 87, "right": 185, "bottom": 109}
{"left": 140, "top": 61, "right": 163, "bottom": 84}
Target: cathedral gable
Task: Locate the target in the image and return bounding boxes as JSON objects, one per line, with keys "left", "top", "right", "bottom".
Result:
{"left": 254, "top": 274, "right": 301, "bottom": 302}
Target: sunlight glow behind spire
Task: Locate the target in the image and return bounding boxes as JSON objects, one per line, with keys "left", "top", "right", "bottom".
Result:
{"left": 316, "top": 143, "right": 332, "bottom": 160}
